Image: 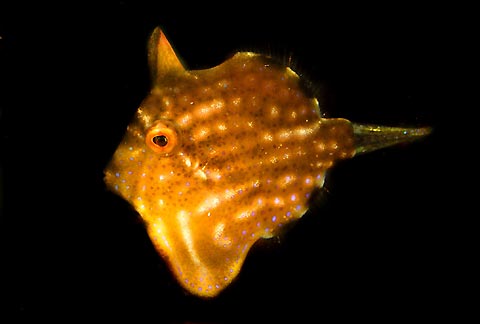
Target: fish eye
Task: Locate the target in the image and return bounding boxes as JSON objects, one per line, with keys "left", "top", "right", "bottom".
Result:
{"left": 152, "top": 135, "right": 168, "bottom": 147}
{"left": 146, "top": 120, "right": 179, "bottom": 154}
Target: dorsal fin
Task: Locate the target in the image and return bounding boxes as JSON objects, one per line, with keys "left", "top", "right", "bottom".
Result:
{"left": 147, "top": 27, "right": 187, "bottom": 85}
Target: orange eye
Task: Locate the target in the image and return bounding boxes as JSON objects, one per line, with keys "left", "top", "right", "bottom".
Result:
{"left": 146, "top": 120, "right": 179, "bottom": 155}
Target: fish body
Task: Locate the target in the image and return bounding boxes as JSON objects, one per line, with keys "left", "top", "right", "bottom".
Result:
{"left": 104, "top": 28, "right": 430, "bottom": 297}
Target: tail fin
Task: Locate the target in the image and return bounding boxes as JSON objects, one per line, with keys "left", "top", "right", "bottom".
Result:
{"left": 352, "top": 123, "right": 432, "bottom": 155}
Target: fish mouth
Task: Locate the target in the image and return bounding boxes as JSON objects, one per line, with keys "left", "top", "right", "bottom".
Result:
{"left": 103, "top": 168, "right": 117, "bottom": 192}
{"left": 103, "top": 161, "right": 131, "bottom": 201}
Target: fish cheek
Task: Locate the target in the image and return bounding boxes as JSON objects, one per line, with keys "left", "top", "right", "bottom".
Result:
{"left": 133, "top": 162, "right": 180, "bottom": 222}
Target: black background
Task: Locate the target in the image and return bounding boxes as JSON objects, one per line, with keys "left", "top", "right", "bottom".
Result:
{"left": 1, "top": 2, "right": 462, "bottom": 323}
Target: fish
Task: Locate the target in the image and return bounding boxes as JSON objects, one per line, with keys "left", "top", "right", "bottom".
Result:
{"left": 104, "top": 27, "right": 431, "bottom": 298}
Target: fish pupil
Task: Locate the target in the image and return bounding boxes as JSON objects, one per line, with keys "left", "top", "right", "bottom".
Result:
{"left": 153, "top": 135, "right": 168, "bottom": 147}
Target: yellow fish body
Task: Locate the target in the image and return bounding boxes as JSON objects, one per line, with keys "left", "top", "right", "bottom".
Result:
{"left": 104, "top": 27, "right": 430, "bottom": 298}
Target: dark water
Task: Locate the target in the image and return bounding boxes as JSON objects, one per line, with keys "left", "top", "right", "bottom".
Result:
{"left": 1, "top": 2, "right": 458, "bottom": 323}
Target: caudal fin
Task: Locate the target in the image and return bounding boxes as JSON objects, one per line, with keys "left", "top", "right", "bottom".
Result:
{"left": 352, "top": 123, "right": 432, "bottom": 155}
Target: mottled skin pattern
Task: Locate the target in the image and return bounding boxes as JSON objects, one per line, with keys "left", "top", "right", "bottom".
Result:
{"left": 104, "top": 28, "right": 427, "bottom": 298}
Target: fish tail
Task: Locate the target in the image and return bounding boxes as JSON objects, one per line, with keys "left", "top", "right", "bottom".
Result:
{"left": 352, "top": 123, "right": 432, "bottom": 155}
